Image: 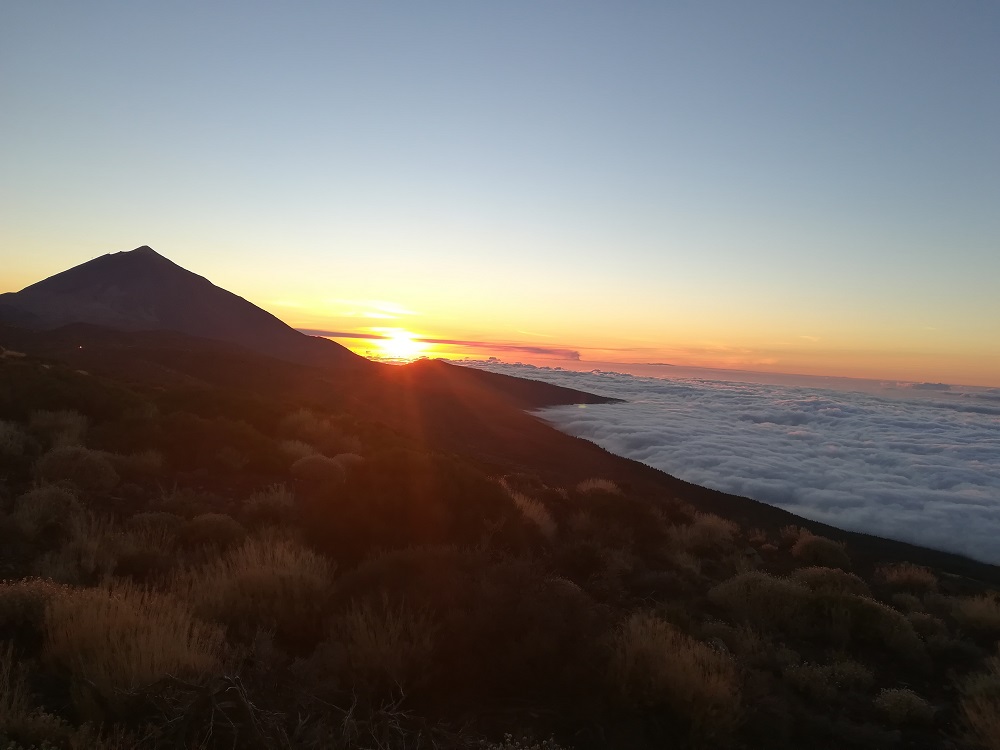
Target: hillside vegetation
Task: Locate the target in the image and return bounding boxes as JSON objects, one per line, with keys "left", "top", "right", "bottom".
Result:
{"left": 1, "top": 353, "right": 999, "bottom": 749}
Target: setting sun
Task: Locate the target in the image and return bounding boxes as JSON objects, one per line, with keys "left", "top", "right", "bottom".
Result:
{"left": 375, "top": 329, "right": 428, "bottom": 361}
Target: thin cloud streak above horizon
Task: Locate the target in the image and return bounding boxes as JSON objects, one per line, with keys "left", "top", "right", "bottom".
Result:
{"left": 298, "top": 328, "right": 582, "bottom": 360}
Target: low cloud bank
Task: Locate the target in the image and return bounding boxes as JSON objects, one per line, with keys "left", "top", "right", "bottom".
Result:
{"left": 461, "top": 361, "right": 1000, "bottom": 564}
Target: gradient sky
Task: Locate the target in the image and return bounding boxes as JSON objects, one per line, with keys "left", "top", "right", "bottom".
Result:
{"left": 2, "top": 2, "right": 998, "bottom": 385}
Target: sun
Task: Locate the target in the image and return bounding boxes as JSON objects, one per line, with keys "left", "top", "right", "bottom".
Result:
{"left": 375, "top": 330, "right": 428, "bottom": 361}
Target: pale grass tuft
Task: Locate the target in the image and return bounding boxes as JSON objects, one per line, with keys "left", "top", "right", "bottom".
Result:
{"left": 43, "top": 579, "right": 225, "bottom": 715}
{"left": 500, "top": 479, "right": 556, "bottom": 540}
{"left": 575, "top": 478, "right": 622, "bottom": 495}
{"left": 955, "top": 593, "right": 1000, "bottom": 636}
{"left": 610, "top": 611, "right": 741, "bottom": 742}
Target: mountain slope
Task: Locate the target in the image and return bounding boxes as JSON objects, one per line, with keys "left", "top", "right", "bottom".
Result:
{"left": 0, "top": 246, "right": 365, "bottom": 369}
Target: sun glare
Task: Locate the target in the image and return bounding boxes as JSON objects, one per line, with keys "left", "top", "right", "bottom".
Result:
{"left": 375, "top": 330, "right": 428, "bottom": 361}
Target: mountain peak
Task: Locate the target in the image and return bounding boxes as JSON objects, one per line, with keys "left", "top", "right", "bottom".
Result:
{"left": 0, "top": 246, "right": 367, "bottom": 369}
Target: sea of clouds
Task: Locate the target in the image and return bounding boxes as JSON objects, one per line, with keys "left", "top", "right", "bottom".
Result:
{"left": 459, "top": 360, "right": 1000, "bottom": 565}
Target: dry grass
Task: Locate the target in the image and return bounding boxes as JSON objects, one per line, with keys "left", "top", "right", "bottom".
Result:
{"left": 500, "top": 481, "right": 557, "bottom": 540}
{"left": 955, "top": 593, "right": 1000, "bottom": 636}
{"left": 278, "top": 438, "right": 317, "bottom": 462}
{"left": 610, "top": 611, "right": 741, "bottom": 743}
{"left": 874, "top": 563, "right": 938, "bottom": 594}
{"left": 173, "top": 533, "right": 334, "bottom": 642}
{"left": 790, "top": 532, "right": 851, "bottom": 569}
{"left": 874, "top": 687, "right": 934, "bottom": 725}
{"left": 962, "top": 653, "right": 1000, "bottom": 750}
{"left": 43, "top": 580, "right": 225, "bottom": 716}
{"left": 576, "top": 478, "right": 622, "bottom": 495}
{"left": 0, "top": 640, "right": 70, "bottom": 745}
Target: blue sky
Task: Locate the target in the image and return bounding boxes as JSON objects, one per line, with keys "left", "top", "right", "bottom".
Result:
{"left": 2, "top": 1, "right": 998, "bottom": 384}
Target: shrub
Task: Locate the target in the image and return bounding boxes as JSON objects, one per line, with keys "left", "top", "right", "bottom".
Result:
{"left": 314, "top": 594, "right": 438, "bottom": 698}
{"left": 34, "top": 446, "right": 118, "bottom": 492}
{"left": 610, "top": 611, "right": 741, "bottom": 743}
{"left": 277, "top": 438, "right": 316, "bottom": 463}
{"left": 280, "top": 409, "right": 362, "bottom": 454}
{"left": 43, "top": 580, "right": 225, "bottom": 717}
{"left": 874, "top": 687, "right": 934, "bottom": 725}
{"left": 106, "top": 449, "right": 164, "bottom": 481}
{"left": 0, "top": 578, "right": 70, "bottom": 640}
{"left": 291, "top": 454, "right": 346, "bottom": 488}
{"left": 576, "top": 478, "right": 621, "bottom": 495}
{"left": 962, "top": 654, "right": 1000, "bottom": 750}
{"left": 0, "top": 420, "right": 27, "bottom": 457}
{"left": 783, "top": 658, "right": 874, "bottom": 702}
{"left": 708, "top": 571, "right": 924, "bottom": 658}
{"left": 181, "top": 513, "right": 246, "bottom": 549}
{"left": 791, "top": 567, "right": 871, "bottom": 598}
{"left": 907, "top": 611, "right": 948, "bottom": 639}
{"left": 669, "top": 513, "right": 739, "bottom": 556}
{"left": 11, "top": 486, "right": 83, "bottom": 540}
{"left": 243, "top": 483, "right": 296, "bottom": 526}
{"left": 173, "top": 534, "right": 334, "bottom": 646}
{"left": 126, "top": 511, "right": 185, "bottom": 536}
{"left": 0, "top": 641, "right": 71, "bottom": 746}
{"left": 791, "top": 532, "right": 851, "bottom": 569}
{"left": 481, "top": 736, "right": 571, "bottom": 750}
{"left": 29, "top": 410, "right": 87, "bottom": 448}
{"left": 955, "top": 593, "right": 1000, "bottom": 637}
{"left": 875, "top": 563, "right": 938, "bottom": 594}
{"left": 891, "top": 593, "right": 923, "bottom": 613}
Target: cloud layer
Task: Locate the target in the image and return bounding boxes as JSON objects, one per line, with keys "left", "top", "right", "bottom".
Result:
{"left": 460, "top": 361, "right": 1000, "bottom": 564}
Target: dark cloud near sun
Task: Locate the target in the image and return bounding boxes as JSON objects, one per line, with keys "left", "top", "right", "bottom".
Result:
{"left": 297, "top": 329, "right": 581, "bottom": 360}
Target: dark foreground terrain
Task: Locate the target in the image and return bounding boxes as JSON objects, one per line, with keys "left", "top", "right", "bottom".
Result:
{"left": 1, "top": 249, "right": 999, "bottom": 750}
{"left": 1, "top": 323, "right": 999, "bottom": 750}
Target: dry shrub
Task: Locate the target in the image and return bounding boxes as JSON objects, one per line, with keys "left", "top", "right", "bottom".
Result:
{"left": 280, "top": 409, "right": 362, "bottom": 454}
{"left": 955, "top": 593, "right": 1000, "bottom": 637}
{"left": 669, "top": 513, "right": 739, "bottom": 556}
{"left": 277, "top": 438, "right": 317, "bottom": 463}
{"left": 791, "top": 532, "right": 851, "bottom": 569}
{"left": 318, "top": 594, "right": 438, "bottom": 697}
{"left": 874, "top": 687, "right": 934, "bottom": 725}
{"left": 0, "top": 578, "right": 70, "bottom": 643}
{"left": 483, "top": 736, "right": 571, "bottom": 750}
{"left": 791, "top": 567, "right": 871, "bottom": 598}
{"left": 610, "top": 611, "right": 741, "bottom": 743}
{"left": 783, "top": 658, "right": 874, "bottom": 702}
{"left": 875, "top": 563, "right": 938, "bottom": 593}
{"left": 107, "top": 449, "right": 164, "bottom": 481}
{"left": 43, "top": 580, "right": 225, "bottom": 716}
{"left": 243, "top": 483, "right": 296, "bottom": 526}
{"left": 291, "top": 454, "right": 346, "bottom": 487}
{"left": 962, "top": 653, "right": 1000, "bottom": 750}
{"left": 576, "top": 478, "right": 622, "bottom": 495}
{"left": 11, "top": 485, "right": 83, "bottom": 540}
{"left": 501, "top": 482, "right": 556, "bottom": 540}
{"left": 29, "top": 410, "right": 87, "bottom": 448}
{"left": 708, "top": 571, "right": 924, "bottom": 658}
{"left": 35, "top": 446, "right": 118, "bottom": 492}
{"left": 891, "top": 592, "right": 923, "bottom": 613}
{"left": 173, "top": 533, "right": 334, "bottom": 645}
{"left": 332, "top": 452, "right": 365, "bottom": 471}
{"left": 0, "top": 641, "right": 70, "bottom": 745}
{"left": 181, "top": 513, "right": 246, "bottom": 549}
{"left": 907, "top": 611, "right": 948, "bottom": 639}
{"left": 0, "top": 420, "right": 27, "bottom": 457}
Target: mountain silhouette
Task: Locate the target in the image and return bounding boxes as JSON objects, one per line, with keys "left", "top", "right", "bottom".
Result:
{"left": 0, "top": 246, "right": 365, "bottom": 369}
